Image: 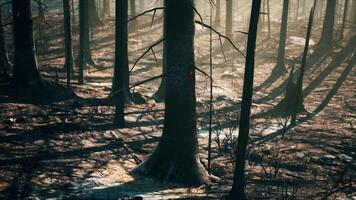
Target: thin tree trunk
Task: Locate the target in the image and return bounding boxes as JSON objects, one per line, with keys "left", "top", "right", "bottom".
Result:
{"left": 228, "top": 0, "right": 261, "bottom": 199}
{"left": 276, "top": 0, "right": 289, "bottom": 71}
{"left": 38, "top": 0, "right": 46, "bottom": 23}
{"left": 134, "top": 0, "right": 211, "bottom": 186}
{"left": 113, "top": 0, "right": 129, "bottom": 127}
{"left": 129, "top": 0, "right": 138, "bottom": 31}
{"left": 102, "top": 0, "right": 111, "bottom": 18}
{"left": 339, "top": 0, "right": 349, "bottom": 40}
{"left": 63, "top": 0, "right": 74, "bottom": 87}
{"left": 88, "top": 0, "right": 103, "bottom": 27}
{"left": 71, "top": 0, "right": 76, "bottom": 25}
{"left": 291, "top": 6, "right": 315, "bottom": 125}
{"left": 267, "top": 0, "right": 271, "bottom": 38}
{"left": 208, "top": 0, "right": 213, "bottom": 174}
{"left": 11, "top": 0, "right": 41, "bottom": 89}
{"left": 78, "top": 0, "right": 89, "bottom": 84}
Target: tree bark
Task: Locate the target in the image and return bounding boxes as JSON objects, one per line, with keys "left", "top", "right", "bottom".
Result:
{"left": 134, "top": 0, "right": 211, "bottom": 186}
{"left": 113, "top": 0, "right": 129, "bottom": 127}
{"left": 63, "top": 0, "right": 74, "bottom": 87}
{"left": 228, "top": 0, "right": 261, "bottom": 199}
{"left": 276, "top": 0, "right": 289, "bottom": 71}
{"left": 11, "top": 0, "right": 41, "bottom": 89}
{"left": 78, "top": 0, "right": 89, "bottom": 84}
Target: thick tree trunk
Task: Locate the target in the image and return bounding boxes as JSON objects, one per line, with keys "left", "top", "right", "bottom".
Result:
{"left": 134, "top": 0, "right": 211, "bottom": 186}
{"left": 11, "top": 0, "right": 41, "bottom": 89}
{"left": 225, "top": 0, "right": 233, "bottom": 37}
{"left": 63, "top": 0, "right": 74, "bottom": 87}
{"left": 214, "top": 0, "right": 221, "bottom": 27}
{"left": 88, "top": 0, "right": 103, "bottom": 27}
{"left": 113, "top": 0, "right": 129, "bottom": 127}
{"left": 316, "top": 0, "right": 336, "bottom": 51}
{"left": 0, "top": 7, "right": 12, "bottom": 80}
{"left": 153, "top": 0, "right": 167, "bottom": 102}
{"left": 228, "top": 1, "right": 261, "bottom": 199}
{"left": 276, "top": 0, "right": 289, "bottom": 71}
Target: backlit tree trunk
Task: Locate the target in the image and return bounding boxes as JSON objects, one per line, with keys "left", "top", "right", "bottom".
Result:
{"left": 228, "top": 0, "right": 261, "bottom": 199}
{"left": 226, "top": 0, "right": 233, "bottom": 37}
{"left": 11, "top": 0, "right": 41, "bottom": 89}
{"left": 134, "top": 0, "right": 211, "bottom": 186}
{"left": 276, "top": 0, "right": 289, "bottom": 71}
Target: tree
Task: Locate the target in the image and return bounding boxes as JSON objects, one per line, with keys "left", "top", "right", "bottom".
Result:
{"left": 102, "top": 0, "right": 111, "bottom": 18}
{"left": 228, "top": 0, "right": 261, "bottom": 199}
{"left": 38, "top": 0, "right": 46, "bottom": 23}
{"left": 153, "top": 0, "right": 168, "bottom": 102}
{"left": 275, "top": 0, "right": 289, "bottom": 72}
{"left": 0, "top": 6, "right": 12, "bottom": 80}
{"left": 113, "top": 0, "right": 129, "bottom": 127}
{"left": 129, "top": 0, "right": 138, "bottom": 31}
{"left": 315, "top": 0, "right": 336, "bottom": 52}
{"left": 11, "top": 0, "right": 41, "bottom": 90}
{"left": 134, "top": 0, "right": 211, "bottom": 186}
{"left": 78, "top": 0, "right": 96, "bottom": 83}
{"left": 63, "top": 0, "right": 74, "bottom": 87}
{"left": 291, "top": 6, "right": 315, "bottom": 125}
{"left": 339, "top": 0, "right": 349, "bottom": 41}
{"left": 214, "top": 0, "right": 221, "bottom": 26}
{"left": 225, "top": 0, "right": 233, "bottom": 37}
{"left": 88, "top": 0, "right": 104, "bottom": 27}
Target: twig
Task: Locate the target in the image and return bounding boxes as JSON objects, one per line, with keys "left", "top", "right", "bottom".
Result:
{"left": 128, "top": 6, "right": 165, "bottom": 22}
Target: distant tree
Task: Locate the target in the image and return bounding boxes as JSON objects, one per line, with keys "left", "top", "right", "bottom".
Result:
{"left": 63, "top": 0, "right": 74, "bottom": 87}
{"left": 113, "top": 0, "right": 129, "bottom": 127}
{"left": 339, "top": 0, "right": 349, "bottom": 40}
{"left": 129, "top": 0, "right": 138, "bottom": 31}
{"left": 134, "top": 0, "right": 211, "bottom": 186}
{"left": 38, "top": 0, "right": 46, "bottom": 23}
{"left": 0, "top": 6, "right": 12, "bottom": 80}
{"left": 78, "top": 0, "right": 96, "bottom": 84}
{"left": 88, "top": 0, "right": 104, "bottom": 27}
{"left": 214, "top": 0, "right": 221, "bottom": 26}
{"left": 275, "top": 0, "right": 289, "bottom": 72}
{"left": 102, "top": 0, "right": 111, "bottom": 18}
{"left": 228, "top": 0, "right": 261, "bottom": 199}
{"left": 315, "top": 0, "right": 336, "bottom": 52}
{"left": 226, "top": 0, "right": 233, "bottom": 37}
{"left": 11, "top": 0, "right": 42, "bottom": 90}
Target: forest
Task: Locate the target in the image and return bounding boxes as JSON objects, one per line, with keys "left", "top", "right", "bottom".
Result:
{"left": 0, "top": 0, "right": 355, "bottom": 199}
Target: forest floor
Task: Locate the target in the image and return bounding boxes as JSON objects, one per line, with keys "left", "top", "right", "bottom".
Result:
{"left": 0, "top": 7, "right": 355, "bottom": 200}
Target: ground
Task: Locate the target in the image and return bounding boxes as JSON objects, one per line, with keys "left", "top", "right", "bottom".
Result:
{"left": 0, "top": 2, "right": 355, "bottom": 200}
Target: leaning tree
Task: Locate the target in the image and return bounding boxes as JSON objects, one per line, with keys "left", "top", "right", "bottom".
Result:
{"left": 134, "top": 0, "right": 211, "bottom": 186}
{"left": 228, "top": 0, "right": 261, "bottom": 199}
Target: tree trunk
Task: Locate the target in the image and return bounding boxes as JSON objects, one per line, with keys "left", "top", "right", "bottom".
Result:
{"left": 11, "top": 0, "right": 41, "bottom": 89}
{"left": 88, "top": 0, "right": 103, "bottom": 27}
{"left": 134, "top": 0, "right": 211, "bottom": 186}
{"left": 102, "top": 0, "right": 111, "bottom": 18}
{"left": 316, "top": 0, "right": 336, "bottom": 51}
{"left": 214, "top": 0, "right": 221, "bottom": 27}
{"left": 71, "top": 0, "right": 75, "bottom": 25}
{"left": 113, "top": 0, "right": 129, "bottom": 127}
{"left": 228, "top": 0, "right": 261, "bottom": 199}
{"left": 0, "top": 7, "right": 12, "bottom": 80}
{"left": 78, "top": 0, "right": 89, "bottom": 84}
{"left": 291, "top": 6, "right": 315, "bottom": 125}
{"left": 38, "top": 0, "right": 46, "bottom": 23}
{"left": 339, "top": 0, "right": 348, "bottom": 40}
{"left": 63, "top": 0, "right": 74, "bottom": 87}
{"left": 153, "top": 0, "right": 167, "bottom": 102}
{"left": 267, "top": 0, "right": 271, "bottom": 38}
{"left": 276, "top": 0, "right": 289, "bottom": 71}
{"left": 129, "top": 0, "right": 138, "bottom": 31}
{"left": 225, "top": 0, "right": 233, "bottom": 37}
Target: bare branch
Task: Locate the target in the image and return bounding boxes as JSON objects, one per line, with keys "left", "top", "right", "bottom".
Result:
{"left": 128, "top": 6, "right": 165, "bottom": 22}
